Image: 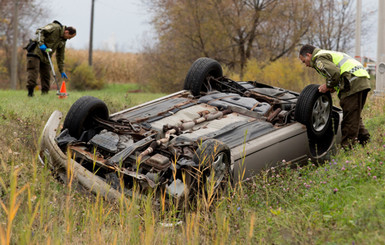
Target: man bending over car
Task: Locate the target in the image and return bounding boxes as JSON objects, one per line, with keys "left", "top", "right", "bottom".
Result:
{"left": 299, "top": 44, "right": 371, "bottom": 148}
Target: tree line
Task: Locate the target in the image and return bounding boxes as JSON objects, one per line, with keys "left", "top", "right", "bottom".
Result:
{"left": 141, "top": 0, "right": 369, "bottom": 92}
{"left": 0, "top": 0, "right": 47, "bottom": 88}
{"left": 0, "top": 0, "right": 371, "bottom": 91}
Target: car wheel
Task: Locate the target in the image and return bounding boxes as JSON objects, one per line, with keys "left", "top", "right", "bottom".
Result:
{"left": 63, "top": 96, "right": 109, "bottom": 139}
{"left": 192, "top": 139, "right": 231, "bottom": 194}
{"left": 183, "top": 57, "right": 223, "bottom": 96}
{"left": 295, "top": 84, "right": 332, "bottom": 138}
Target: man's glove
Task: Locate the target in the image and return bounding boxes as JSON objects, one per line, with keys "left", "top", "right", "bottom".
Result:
{"left": 39, "top": 44, "right": 47, "bottom": 51}
{"left": 61, "top": 72, "right": 68, "bottom": 79}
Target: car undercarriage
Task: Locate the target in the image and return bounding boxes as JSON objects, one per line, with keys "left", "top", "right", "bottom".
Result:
{"left": 40, "top": 57, "right": 342, "bottom": 202}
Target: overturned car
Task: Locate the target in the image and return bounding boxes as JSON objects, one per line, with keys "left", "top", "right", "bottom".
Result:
{"left": 40, "top": 57, "right": 342, "bottom": 201}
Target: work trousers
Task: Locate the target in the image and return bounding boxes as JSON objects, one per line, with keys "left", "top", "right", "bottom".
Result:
{"left": 26, "top": 56, "right": 51, "bottom": 93}
{"left": 340, "top": 89, "right": 370, "bottom": 147}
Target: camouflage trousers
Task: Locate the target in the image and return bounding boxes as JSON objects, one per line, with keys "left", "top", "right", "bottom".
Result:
{"left": 26, "top": 56, "right": 51, "bottom": 93}
{"left": 340, "top": 89, "right": 370, "bottom": 147}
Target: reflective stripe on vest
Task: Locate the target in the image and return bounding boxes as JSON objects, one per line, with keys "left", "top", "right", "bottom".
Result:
{"left": 313, "top": 50, "right": 370, "bottom": 78}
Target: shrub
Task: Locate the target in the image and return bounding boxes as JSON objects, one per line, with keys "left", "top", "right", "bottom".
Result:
{"left": 222, "top": 64, "right": 241, "bottom": 81}
{"left": 140, "top": 50, "right": 188, "bottom": 93}
{"left": 69, "top": 62, "right": 105, "bottom": 90}
{"left": 243, "top": 57, "right": 323, "bottom": 92}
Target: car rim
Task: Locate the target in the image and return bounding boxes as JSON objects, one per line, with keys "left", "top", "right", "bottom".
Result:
{"left": 311, "top": 95, "right": 330, "bottom": 132}
{"left": 208, "top": 152, "right": 228, "bottom": 189}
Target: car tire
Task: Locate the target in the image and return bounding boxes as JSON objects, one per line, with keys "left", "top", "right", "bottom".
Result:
{"left": 192, "top": 139, "right": 231, "bottom": 194}
{"left": 63, "top": 96, "right": 109, "bottom": 139}
{"left": 295, "top": 84, "right": 332, "bottom": 138}
{"left": 183, "top": 57, "right": 223, "bottom": 96}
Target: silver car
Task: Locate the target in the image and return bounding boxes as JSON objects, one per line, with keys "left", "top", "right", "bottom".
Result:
{"left": 40, "top": 57, "right": 342, "bottom": 201}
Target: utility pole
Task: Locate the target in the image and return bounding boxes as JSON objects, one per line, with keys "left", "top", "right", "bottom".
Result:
{"left": 355, "top": 0, "right": 362, "bottom": 63}
{"left": 88, "top": 0, "right": 95, "bottom": 66}
{"left": 11, "top": 0, "right": 19, "bottom": 89}
{"left": 376, "top": 0, "right": 385, "bottom": 94}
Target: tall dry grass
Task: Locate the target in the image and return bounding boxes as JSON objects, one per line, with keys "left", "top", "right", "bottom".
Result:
{"left": 1, "top": 48, "right": 325, "bottom": 94}
{"left": 65, "top": 49, "right": 143, "bottom": 84}
{"left": 0, "top": 49, "right": 145, "bottom": 89}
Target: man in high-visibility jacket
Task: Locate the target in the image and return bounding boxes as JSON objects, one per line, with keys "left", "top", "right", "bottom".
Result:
{"left": 25, "top": 20, "right": 76, "bottom": 96}
{"left": 299, "top": 44, "right": 371, "bottom": 148}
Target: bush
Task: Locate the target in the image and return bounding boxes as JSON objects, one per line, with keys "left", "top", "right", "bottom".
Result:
{"left": 222, "top": 64, "right": 241, "bottom": 81}
{"left": 140, "top": 50, "right": 189, "bottom": 93}
{"left": 69, "top": 62, "right": 105, "bottom": 90}
{"left": 243, "top": 57, "right": 323, "bottom": 92}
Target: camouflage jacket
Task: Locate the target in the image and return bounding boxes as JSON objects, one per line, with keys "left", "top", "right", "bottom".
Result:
{"left": 310, "top": 48, "right": 371, "bottom": 99}
{"left": 29, "top": 21, "right": 67, "bottom": 73}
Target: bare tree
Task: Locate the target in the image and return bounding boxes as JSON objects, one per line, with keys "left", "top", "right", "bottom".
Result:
{"left": 303, "top": 0, "right": 355, "bottom": 52}
{"left": 210, "top": 0, "right": 277, "bottom": 77}
{"left": 142, "top": 0, "right": 232, "bottom": 92}
{"left": 260, "top": 0, "right": 314, "bottom": 62}
{"left": 142, "top": 0, "right": 362, "bottom": 92}
{"left": 212, "top": 0, "right": 313, "bottom": 77}
{"left": 0, "top": 0, "right": 47, "bottom": 88}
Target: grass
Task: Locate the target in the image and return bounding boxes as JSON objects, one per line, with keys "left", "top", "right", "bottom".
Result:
{"left": 0, "top": 84, "right": 385, "bottom": 244}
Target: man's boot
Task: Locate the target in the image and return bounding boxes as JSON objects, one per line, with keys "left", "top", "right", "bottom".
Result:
{"left": 28, "top": 87, "right": 34, "bottom": 97}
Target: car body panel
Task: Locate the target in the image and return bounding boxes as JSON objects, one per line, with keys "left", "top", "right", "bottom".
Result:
{"left": 231, "top": 123, "right": 308, "bottom": 179}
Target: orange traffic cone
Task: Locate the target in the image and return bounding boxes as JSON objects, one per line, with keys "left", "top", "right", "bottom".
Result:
{"left": 58, "top": 81, "right": 68, "bottom": 99}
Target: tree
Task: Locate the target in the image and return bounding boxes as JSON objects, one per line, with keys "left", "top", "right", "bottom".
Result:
{"left": 258, "top": 0, "right": 313, "bottom": 62}
{"left": 141, "top": 0, "right": 368, "bottom": 93}
{"left": 142, "top": 0, "right": 231, "bottom": 92}
{"left": 210, "top": 0, "right": 277, "bottom": 77}
{"left": 0, "top": 0, "right": 47, "bottom": 88}
{"left": 302, "top": 0, "right": 356, "bottom": 52}
{"left": 212, "top": 0, "right": 313, "bottom": 77}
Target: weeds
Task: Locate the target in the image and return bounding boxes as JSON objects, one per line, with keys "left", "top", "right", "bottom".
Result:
{"left": 0, "top": 165, "right": 28, "bottom": 245}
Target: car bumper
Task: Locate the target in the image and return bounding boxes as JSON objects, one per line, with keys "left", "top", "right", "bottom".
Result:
{"left": 39, "top": 110, "right": 129, "bottom": 201}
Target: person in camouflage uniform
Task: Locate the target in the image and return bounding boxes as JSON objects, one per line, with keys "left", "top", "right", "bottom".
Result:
{"left": 25, "top": 20, "right": 76, "bottom": 96}
{"left": 299, "top": 44, "right": 371, "bottom": 148}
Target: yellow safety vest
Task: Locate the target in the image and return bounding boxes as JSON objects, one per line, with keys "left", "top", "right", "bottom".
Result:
{"left": 314, "top": 50, "right": 370, "bottom": 78}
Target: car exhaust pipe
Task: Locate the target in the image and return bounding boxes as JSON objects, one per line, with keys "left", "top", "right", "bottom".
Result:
{"left": 139, "top": 109, "right": 232, "bottom": 160}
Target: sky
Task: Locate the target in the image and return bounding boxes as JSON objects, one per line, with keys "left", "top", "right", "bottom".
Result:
{"left": 360, "top": 0, "right": 379, "bottom": 59}
{"left": 40, "top": 0, "right": 379, "bottom": 58}
{"left": 42, "top": 0, "right": 154, "bottom": 53}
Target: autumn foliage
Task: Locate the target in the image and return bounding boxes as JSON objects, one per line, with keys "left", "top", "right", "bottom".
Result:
{"left": 242, "top": 58, "right": 323, "bottom": 92}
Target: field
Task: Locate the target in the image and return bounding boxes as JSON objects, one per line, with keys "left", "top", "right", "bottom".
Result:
{"left": 0, "top": 84, "right": 385, "bottom": 244}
